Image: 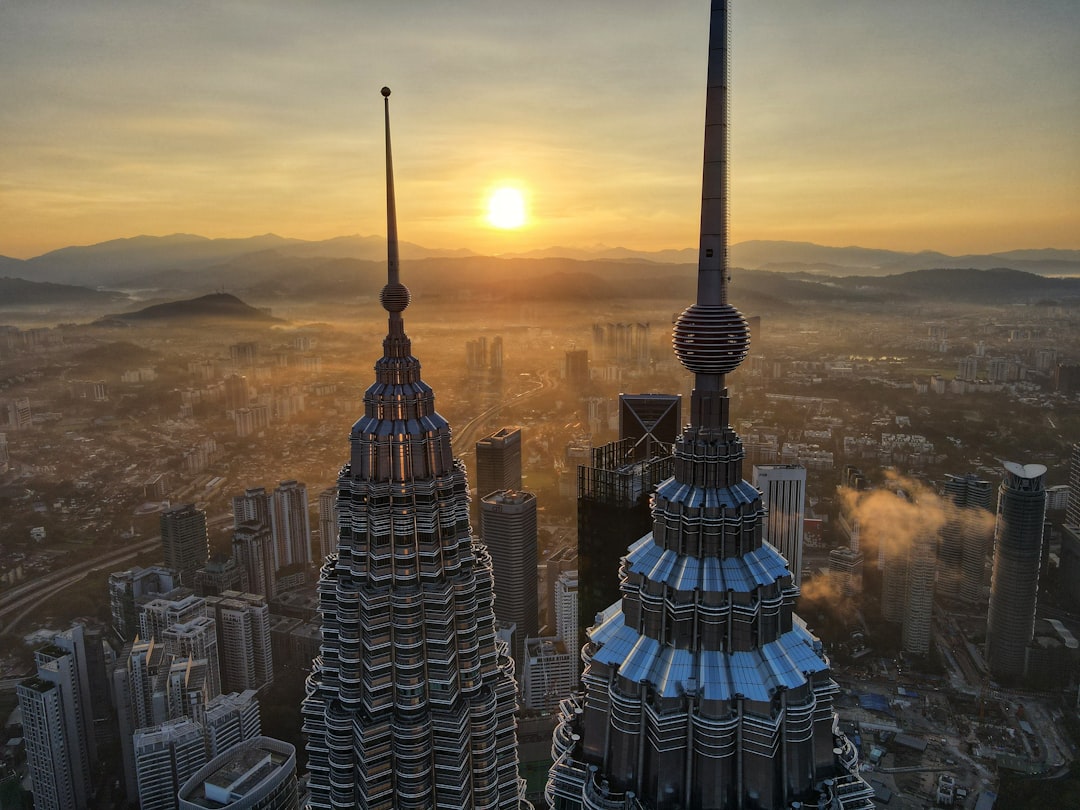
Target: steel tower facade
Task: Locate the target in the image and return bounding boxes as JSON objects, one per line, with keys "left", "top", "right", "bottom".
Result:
{"left": 985, "top": 461, "right": 1048, "bottom": 682}
{"left": 301, "top": 88, "right": 529, "bottom": 810}
{"left": 545, "top": 3, "right": 873, "bottom": 808}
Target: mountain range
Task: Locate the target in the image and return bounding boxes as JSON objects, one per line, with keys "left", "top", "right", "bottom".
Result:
{"left": 2, "top": 234, "right": 1078, "bottom": 290}
{"left": 2, "top": 235, "right": 1080, "bottom": 321}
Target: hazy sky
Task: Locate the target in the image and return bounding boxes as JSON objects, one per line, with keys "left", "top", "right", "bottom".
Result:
{"left": 2, "top": 0, "right": 1078, "bottom": 259}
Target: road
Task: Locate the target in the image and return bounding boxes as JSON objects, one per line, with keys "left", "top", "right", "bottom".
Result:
{"left": 0, "top": 512, "right": 232, "bottom": 634}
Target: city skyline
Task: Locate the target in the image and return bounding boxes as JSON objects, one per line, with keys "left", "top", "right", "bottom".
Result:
{"left": 2, "top": 0, "right": 1078, "bottom": 260}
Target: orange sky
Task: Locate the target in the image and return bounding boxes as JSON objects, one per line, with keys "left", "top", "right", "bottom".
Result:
{"left": 1, "top": 0, "right": 1078, "bottom": 260}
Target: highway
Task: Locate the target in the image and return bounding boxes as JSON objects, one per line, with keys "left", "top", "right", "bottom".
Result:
{"left": 0, "top": 512, "right": 232, "bottom": 634}
{"left": 0, "top": 378, "right": 552, "bottom": 637}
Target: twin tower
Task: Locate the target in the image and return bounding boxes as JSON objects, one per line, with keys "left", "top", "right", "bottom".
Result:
{"left": 302, "top": 2, "right": 874, "bottom": 809}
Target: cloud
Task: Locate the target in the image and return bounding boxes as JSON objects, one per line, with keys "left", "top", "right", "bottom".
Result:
{"left": 839, "top": 471, "right": 996, "bottom": 559}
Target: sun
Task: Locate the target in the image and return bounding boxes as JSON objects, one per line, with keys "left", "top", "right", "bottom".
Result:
{"left": 486, "top": 186, "right": 527, "bottom": 230}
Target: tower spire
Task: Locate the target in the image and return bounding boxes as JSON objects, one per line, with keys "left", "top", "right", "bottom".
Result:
{"left": 672, "top": 0, "right": 749, "bottom": 425}
{"left": 378, "top": 87, "right": 412, "bottom": 358}
{"left": 697, "top": 0, "right": 730, "bottom": 306}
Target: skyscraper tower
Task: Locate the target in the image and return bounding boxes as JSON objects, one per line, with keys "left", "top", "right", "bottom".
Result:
{"left": 546, "top": 3, "right": 873, "bottom": 808}
{"left": 476, "top": 427, "right": 523, "bottom": 500}
{"left": 161, "top": 503, "right": 210, "bottom": 585}
{"left": 272, "top": 480, "right": 312, "bottom": 570}
{"left": 481, "top": 489, "right": 540, "bottom": 673}
{"left": 752, "top": 463, "right": 807, "bottom": 586}
{"left": 317, "top": 485, "right": 338, "bottom": 562}
{"left": 986, "top": 461, "right": 1048, "bottom": 682}
{"left": 301, "top": 87, "right": 528, "bottom": 810}
{"left": 234, "top": 487, "right": 272, "bottom": 531}
{"left": 576, "top": 437, "right": 673, "bottom": 632}
{"left": 941, "top": 473, "right": 993, "bottom": 603}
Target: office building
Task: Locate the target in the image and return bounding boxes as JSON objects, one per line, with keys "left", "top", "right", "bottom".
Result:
{"left": 271, "top": 480, "right": 311, "bottom": 570}
{"left": 161, "top": 504, "right": 210, "bottom": 585}
{"left": 178, "top": 737, "right": 298, "bottom": 810}
{"left": 1068, "top": 442, "right": 1080, "bottom": 527}
{"left": 941, "top": 473, "right": 994, "bottom": 603}
{"left": 986, "top": 462, "right": 1048, "bottom": 682}
{"left": 903, "top": 532, "right": 936, "bottom": 656}
{"left": 133, "top": 718, "right": 208, "bottom": 810}
{"left": 194, "top": 554, "right": 248, "bottom": 597}
{"left": 233, "top": 487, "right": 271, "bottom": 531}
{"left": 301, "top": 88, "right": 528, "bottom": 809}
{"left": 232, "top": 521, "right": 276, "bottom": 600}
{"left": 576, "top": 437, "right": 673, "bottom": 630}
{"left": 554, "top": 570, "right": 579, "bottom": 683}
{"left": 476, "top": 426, "right": 523, "bottom": 500}
{"left": 829, "top": 546, "right": 864, "bottom": 597}
{"left": 481, "top": 489, "right": 539, "bottom": 672}
{"left": 140, "top": 592, "right": 206, "bottom": 646}
{"left": 317, "top": 485, "right": 338, "bottom": 562}
{"left": 618, "top": 393, "right": 681, "bottom": 462}
{"left": 1061, "top": 445, "right": 1080, "bottom": 610}
{"left": 753, "top": 463, "right": 807, "bottom": 585}
{"left": 520, "top": 638, "right": 575, "bottom": 713}
{"left": 546, "top": 4, "right": 873, "bottom": 807}
{"left": 564, "top": 348, "right": 589, "bottom": 384}
{"left": 204, "top": 591, "right": 274, "bottom": 694}
{"left": 162, "top": 617, "right": 222, "bottom": 700}
{"left": 203, "top": 690, "right": 262, "bottom": 759}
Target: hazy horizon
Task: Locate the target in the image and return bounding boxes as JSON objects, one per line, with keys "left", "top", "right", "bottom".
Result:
{"left": 2, "top": 1, "right": 1078, "bottom": 259}
{"left": 4, "top": 230, "right": 1080, "bottom": 265}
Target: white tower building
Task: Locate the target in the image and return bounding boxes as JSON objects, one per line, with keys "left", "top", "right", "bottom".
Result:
{"left": 752, "top": 463, "right": 807, "bottom": 585}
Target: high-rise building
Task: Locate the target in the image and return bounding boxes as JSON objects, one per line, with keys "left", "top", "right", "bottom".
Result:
{"left": 564, "top": 349, "right": 589, "bottom": 384}
{"left": 554, "top": 570, "right": 579, "bottom": 684}
{"left": 317, "top": 485, "right": 338, "bottom": 562}
{"left": 520, "top": 638, "right": 575, "bottom": 713}
{"left": 903, "top": 533, "right": 936, "bottom": 656}
{"left": 271, "top": 480, "right": 311, "bottom": 570}
{"left": 1060, "top": 445, "right": 1080, "bottom": 610}
{"left": 301, "top": 87, "right": 528, "bottom": 810}
{"left": 476, "top": 427, "right": 523, "bottom": 500}
{"left": 18, "top": 676, "right": 90, "bottom": 810}
{"left": 17, "top": 631, "right": 98, "bottom": 810}
{"left": 1067, "top": 442, "right": 1080, "bottom": 527}
{"left": 546, "top": 4, "right": 873, "bottom": 808}
{"left": 204, "top": 591, "right": 273, "bottom": 694}
{"left": 576, "top": 437, "right": 673, "bottom": 630}
{"left": 203, "top": 690, "right": 262, "bottom": 759}
{"left": 986, "top": 462, "right": 1048, "bottom": 682}
{"left": 481, "top": 489, "right": 539, "bottom": 672}
{"left": 133, "top": 717, "right": 208, "bottom": 810}
{"left": 753, "top": 463, "right": 807, "bottom": 585}
{"left": 178, "top": 737, "right": 299, "bottom": 810}
{"left": 162, "top": 617, "right": 222, "bottom": 700}
{"left": 140, "top": 592, "right": 206, "bottom": 645}
{"left": 941, "top": 473, "right": 994, "bottom": 603}
{"left": 232, "top": 520, "right": 276, "bottom": 600}
{"left": 193, "top": 554, "right": 248, "bottom": 597}
{"left": 233, "top": 487, "right": 271, "bottom": 531}
{"left": 618, "top": 393, "right": 681, "bottom": 462}
{"left": 161, "top": 504, "right": 210, "bottom": 585}
{"left": 829, "top": 546, "right": 864, "bottom": 596}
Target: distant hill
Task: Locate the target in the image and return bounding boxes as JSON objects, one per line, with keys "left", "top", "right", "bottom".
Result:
{"left": 72, "top": 341, "right": 161, "bottom": 376}
{"left": 98, "top": 292, "right": 283, "bottom": 325}
{"left": 829, "top": 266, "right": 1080, "bottom": 304}
{"left": 0, "top": 276, "right": 129, "bottom": 307}
{"left": 11, "top": 235, "right": 1079, "bottom": 293}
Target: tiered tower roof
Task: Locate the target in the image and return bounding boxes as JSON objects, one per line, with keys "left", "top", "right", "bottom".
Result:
{"left": 545, "top": 3, "right": 875, "bottom": 808}
{"left": 301, "top": 88, "right": 529, "bottom": 810}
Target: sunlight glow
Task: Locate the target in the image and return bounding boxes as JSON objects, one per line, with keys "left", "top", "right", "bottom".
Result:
{"left": 486, "top": 187, "right": 527, "bottom": 230}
